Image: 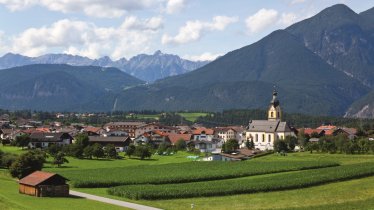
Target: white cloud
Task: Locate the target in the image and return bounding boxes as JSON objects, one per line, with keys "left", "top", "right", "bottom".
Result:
{"left": 165, "top": 0, "right": 186, "bottom": 14}
{"left": 279, "top": 13, "right": 298, "bottom": 26}
{"left": 0, "top": 0, "right": 155, "bottom": 18}
{"left": 245, "top": 8, "right": 278, "bottom": 33}
{"left": 162, "top": 16, "right": 238, "bottom": 45}
{"left": 8, "top": 16, "right": 163, "bottom": 59}
{"left": 183, "top": 52, "right": 223, "bottom": 61}
{"left": 290, "top": 0, "right": 307, "bottom": 5}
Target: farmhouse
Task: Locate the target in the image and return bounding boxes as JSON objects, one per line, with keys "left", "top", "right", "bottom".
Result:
{"left": 29, "top": 132, "right": 73, "bottom": 149}
{"left": 88, "top": 136, "right": 132, "bottom": 152}
{"left": 19, "top": 171, "right": 69, "bottom": 197}
{"left": 246, "top": 90, "right": 296, "bottom": 150}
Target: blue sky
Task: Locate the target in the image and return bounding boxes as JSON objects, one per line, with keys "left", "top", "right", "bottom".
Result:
{"left": 0, "top": 0, "right": 373, "bottom": 61}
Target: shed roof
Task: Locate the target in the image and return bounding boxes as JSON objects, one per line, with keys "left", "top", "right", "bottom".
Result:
{"left": 19, "top": 171, "right": 68, "bottom": 186}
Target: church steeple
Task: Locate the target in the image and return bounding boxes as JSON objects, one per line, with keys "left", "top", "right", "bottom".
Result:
{"left": 268, "top": 88, "right": 282, "bottom": 121}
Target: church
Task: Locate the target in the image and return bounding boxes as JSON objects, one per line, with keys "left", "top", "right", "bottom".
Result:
{"left": 245, "top": 90, "right": 296, "bottom": 150}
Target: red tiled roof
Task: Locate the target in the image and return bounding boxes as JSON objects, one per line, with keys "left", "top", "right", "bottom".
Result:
{"left": 193, "top": 127, "right": 214, "bottom": 135}
{"left": 35, "top": 128, "right": 51, "bottom": 133}
{"left": 316, "top": 125, "right": 337, "bottom": 130}
{"left": 303, "top": 128, "right": 324, "bottom": 135}
{"left": 168, "top": 134, "right": 192, "bottom": 144}
{"left": 19, "top": 171, "right": 66, "bottom": 186}
{"left": 84, "top": 126, "right": 102, "bottom": 133}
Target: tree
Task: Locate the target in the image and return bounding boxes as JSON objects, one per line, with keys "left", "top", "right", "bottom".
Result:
{"left": 47, "top": 144, "right": 62, "bottom": 157}
{"left": 1, "top": 153, "right": 18, "bottom": 168}
{"left": 83, "top": 145, "right": 94, "bottom": 159}
{"left": 175, "top": 139, "right": 187, "bottom": 151}
{"left": 126, "top": 144, "right": 136, "bottom": 158}
{"left": 273, "top": 139, "right": 288, "bottom": 153}
{"left": 222, "top": 139, "right": 239, "bottom": 153}
{"left": 9, "top": 151, "right": 45, "bottom": 178}
{"left": 310, "top": 132, "right": 320, "bottom": 138}
{"left": 92, "top": 143, "right": 104, "bottom": 159}
{"left": 52, "top": 152, "right": 69, "bottom": 167}
{"left": 134, "top": 145, "right": 152, "bottom": 160}
{"left": 285, "top": 136, "right": 297, "bottom": 151}
{"left": 66, "top": 144, "right": 84, "bottom": 159}
{"left": 157, "top": 142, "right": 170, "bottom": 155}
{"left": 104, "top": 144, "right": 118, "bottom": 159}
{"left": 14, "top": 134, "right": 30, "bottom": 149}
{"left": 75, "top": 134, "right": 90, "bottom": 148}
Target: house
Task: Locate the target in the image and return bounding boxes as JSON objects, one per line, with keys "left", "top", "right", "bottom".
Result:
{"left": 88, "top": 136, "right": 132, "bottom": 152}
{"left": 245, "top": 90, "right": 296, "bottom": 150}
{"left": 135, "top": 123, "right": 179, "bottom": 138}
{"left": 206, "top": 148, "right": 257, "bottom": 161}
{"left": 103, "top": 130, "right": 129, "bottom": 137}
{"left": 192, "top": 127, "right": 215, "bottom": 141}
{"left": 82, "top": 126, "right": 104, "bottom": 136}
{"left": 215, "top": 127, "right": 237, "bottom": 142}
{"left": 193, "top": 139, "right": 221, "bottom": 153}
{"left": 333, "top": 127, "right": 357, "bottom": 140}
{"left": 168, "top": 133, "right": 192, "bottom": 145}
{"left": 134, "top": 131, "right": 171, "bottom": 147}
{"left": 29, "top": 132, "right": 73, "bottom": 149}
{"left": 19, "top": 171, "right": 69, "bottom": 197}
{"left": 302, "top": 128, "right": 325, "bottom": 137}
{"left": 104, "top": 122, "right": 145, "bottom": 138}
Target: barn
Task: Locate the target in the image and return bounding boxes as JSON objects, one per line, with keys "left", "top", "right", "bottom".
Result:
{"left": 19, "top": 171, "right": 69, "bottom": 197}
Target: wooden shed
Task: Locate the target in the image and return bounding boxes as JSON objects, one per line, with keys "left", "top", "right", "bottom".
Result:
{"left": 19, "top": 171, "right": 69, "bottom": 197}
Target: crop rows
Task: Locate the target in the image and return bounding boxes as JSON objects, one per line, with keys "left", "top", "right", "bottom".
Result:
{"left": 61, "top": 160, "right": 338, "bottom": 188}
{"left": 108, "top": 162, "right": 374, "bottom": 200}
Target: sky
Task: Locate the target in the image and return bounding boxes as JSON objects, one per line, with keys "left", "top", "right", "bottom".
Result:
{"left": 0, "top": 0, "right": 373, "bottom": 61}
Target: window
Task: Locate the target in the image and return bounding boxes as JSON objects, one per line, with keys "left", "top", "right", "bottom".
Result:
{"left": 271, "top": 112, "right": 274, "bottom": 118}
{"left": 262, "top": 134, "right": 265, "bottom": 142}
{"left": 255, "top": 134, "right": 258, "bottom": 142}
{"left": 268, "top": 134, "right": 271, "bottom": 142}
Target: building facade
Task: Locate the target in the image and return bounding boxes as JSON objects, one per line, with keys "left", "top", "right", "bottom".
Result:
{"left": 245, "top": 90, "right": 295, "bottom": 150}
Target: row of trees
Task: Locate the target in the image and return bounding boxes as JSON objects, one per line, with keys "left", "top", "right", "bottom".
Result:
{"left": 304, "top": 135, "right": 374, "bottom": 154}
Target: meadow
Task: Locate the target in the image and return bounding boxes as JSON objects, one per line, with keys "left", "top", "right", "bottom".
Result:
{"left": 58, "top": 160, "right": 338, "bottom": 188}
{"left": 3, "top": 145, "right": 374, "bottom": 210}
{"left": 108, "top": 162, "right": 374, "bottom": 200}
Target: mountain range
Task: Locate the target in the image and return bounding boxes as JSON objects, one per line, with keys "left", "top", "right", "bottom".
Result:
{"left": 0, "top": 4, "right": 374, "bottom": 118}
{"left": 0, "top": 51, "right": 209, "bottom": 82}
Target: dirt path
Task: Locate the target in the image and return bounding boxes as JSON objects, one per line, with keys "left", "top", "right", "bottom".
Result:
{"left": 70, "top": 190, "right": 163, "bottom": 210}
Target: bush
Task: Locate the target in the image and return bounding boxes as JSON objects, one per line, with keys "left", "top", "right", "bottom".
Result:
{"left": 134, "top": 145, "right": 152, "bottom": 160}
{"left": 108, "top": 163, "right": 374, "bottom": 200}
{"left": 62, "top": 160, "right": 338, "bottom": 188}
{"left": 9, "top": 151, "right": 45, "bottom": 178}
{"left": 104, "top": 144, "right": 118, "bottom": 159}
{"left": 1, "top": 153, "right": 18, "bottom": 168}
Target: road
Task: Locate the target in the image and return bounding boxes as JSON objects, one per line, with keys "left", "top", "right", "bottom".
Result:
{"left": 70, "top": 190, "right": 163, "bottom": 210}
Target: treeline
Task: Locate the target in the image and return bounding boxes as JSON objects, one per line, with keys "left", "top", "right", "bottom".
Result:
{"left": 196, "top": 109, "right": 374, "bottom": 130}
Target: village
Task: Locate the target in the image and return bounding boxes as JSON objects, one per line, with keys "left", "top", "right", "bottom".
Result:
{"left": 0, "top": 90, "right": 364, "bottom": 162}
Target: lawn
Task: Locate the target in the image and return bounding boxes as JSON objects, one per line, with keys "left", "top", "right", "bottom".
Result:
{"left": 0, "top": 170, "right": 127, "bottom": 210}
{"left": 177, "top": 112, "right": 208, "bottom": 122}
{"left": 0, "top": 145, "right": 27, "bottom": 155}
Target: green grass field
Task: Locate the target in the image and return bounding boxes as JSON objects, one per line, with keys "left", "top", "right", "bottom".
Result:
{"left": 3, "top": 145, "right": 374, "bottom": 210}
{"left": 0, "top": 170, "right": 127, "bottom": 210}
{"left": 177, "top": 112, "right": 208, "bottom": 122}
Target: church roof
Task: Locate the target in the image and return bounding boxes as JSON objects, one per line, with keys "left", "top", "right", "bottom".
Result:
{"left": 248, "top": 120, "right": 292, "bottom": 132}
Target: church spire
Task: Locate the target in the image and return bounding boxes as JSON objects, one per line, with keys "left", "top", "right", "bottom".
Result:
{"left": 268, "top": 88, "right": 282, "bottom": 121}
